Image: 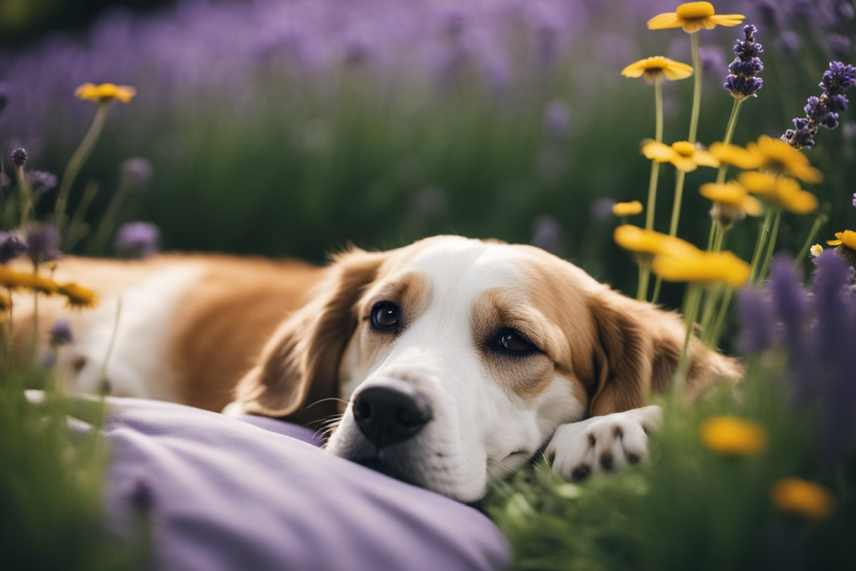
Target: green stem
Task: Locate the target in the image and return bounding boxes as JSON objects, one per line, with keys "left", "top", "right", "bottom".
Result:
{"left": 749, "top": 209, "right": 775, "bottom": 284}
{"left": 55, "top": 104, "right": 111, "bottom": 237}
{"left": 698, "top": 284, "right": 723, "bottom": 341}
{"left": 98, "top": 296, "right": 123, "bottom": 395}
{"left": 795, "top": 212, "right": 828, "bottom": 265}
{"left": 674, "top": 284, "right": 703, "bottom": 390}
{"left": 668, "top": 171, "right": 687, "bottom": 237}
{"left": 714, "top": 99, "right": 744, "bottom": 185}
{"left": 637, "top": 261, "right": 651, "bottom": 301}
{"left": 65, "top": 182, "right": 100, "bottom": 251}
{"left": 708, "top": 288, "right": 734, "bottom": 346}
{"left": 89, "top": 180, "right": 131, "bottom": 255}
{"left": 639, "top": 79, "right": 665, "bottom": 301}
{"left": 30, "top": 263, "right": 40, "bottom": 361}
{"left": 688, "top": 32, "right": 703, "bottom": 144}
{"left": 757, "top": 209, "right": 782, "bottom": 282}
{"left": 706, "top": 219, "right": 719, "bottom": 251}
{"left": 16, "top": 165, "right": 34, "bottom": 228}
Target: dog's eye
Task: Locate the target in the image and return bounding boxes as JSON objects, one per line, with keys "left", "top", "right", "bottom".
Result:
{"left": 370, "top": 301, "right": 402, "bottom": 332}
{"left": 490, "top": 328, "right": 539, "bottom": 357}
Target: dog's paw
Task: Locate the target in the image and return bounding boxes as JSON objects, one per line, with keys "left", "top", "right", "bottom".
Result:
{"left": 545, "top": 405, "right": 662, "bottom": 481}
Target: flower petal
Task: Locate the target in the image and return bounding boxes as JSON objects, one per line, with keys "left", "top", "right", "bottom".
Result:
{"left": 693, "top": 150, "right": 720, "bottom": 168}
{"left": 621, "top": 61, "right": 645, "bottom": 78}
{"left": 647, "top": 12, "right": 682, "bottom": 30}
{"left": 672, "top": 156, "right": 698, "bottom": 172}
{"left": 710, "top": 14, "right": 746, "bottom": 27}
{"left": 641, "top": 141, "right": 674, "bottom": 162}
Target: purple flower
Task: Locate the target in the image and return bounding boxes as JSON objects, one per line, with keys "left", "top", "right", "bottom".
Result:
{"left": 531, "top": 215, "right": 563, "bottom": 256}
{"left": 114, "top": 222, "right": 160, "bottom": 259}
{"left": 769, "top": 256, "right": 808, "bottom": 367}
{"left": 785, "top": 60, "right": 856, "bottom": 148}
{"left": 736, "top": 287, "right": 776, "bottom": 354}
{"left": 49, "top": 320, "right": 73, "bottom": 347}
{"left": 591, "top": 198, "right": 615, "bottom": 221}
{"left": 10, "top": 147, "right": 27, "bottom": 168}
{"left": 724, "top": 25, "right": 764, "bottom": 99}
{"left": 0, "top": 232, "right": 27, "bottom": 264}
{"left": 543, "top": 100, "right": 570, "bottom": 139}
{"left": 27, "top": 170, "right": 57, "bottom": 194}
{"left": 25, "top": 223, "right": 62, "bottom": 265}
{"left": 120, "top": 157, "right": 153, "bottom": 188}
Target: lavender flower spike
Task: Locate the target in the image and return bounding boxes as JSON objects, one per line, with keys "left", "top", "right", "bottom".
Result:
{"left": 115, "top": 222, "right": 160, "bottom": 259}
{"left": 784, "top": 60, "right": 856, "bottom": 149}
{"left": 724, "top": 25, "right": 764, "bottom": 100}
{"left": 736, "top": 287, "right": 776, "bottom": 355}
{"left": 25, "top": 223, "right": 62, "bottom": 265}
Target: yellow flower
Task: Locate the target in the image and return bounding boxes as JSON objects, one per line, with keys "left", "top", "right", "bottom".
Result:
{"left": 613, "top": 201, "right": 644, "bottom": 217}
{"left": 653, "top": 249, "right": 751, "bottom": 287}
{"left": 699, "top": 182, "right": 763, "bottom": 217}
{"left": 621, "top": 56, "right": 694, "bottom": 82}
{"left": 737, "top": 172, "right": 818, "bottom": 215}
{"left": 827, "top": 230, "right": 856, "bottom": 250}
{"left": 0, "top": 268, "right": 60, "bottom": 294}
{"left": 614, "top": 225, "right": 698, "bottom": 257}
{"left": 700, "top": 416, "right": 767, "bottom": 455}
{"left": 58, "top": 282, "right": 99, "bottom": 309}
{"left": 709, "top": 142, "right": 764, "bottom": 171}
{"left": 75, "top": 83, "right": 137, "bottom": 104}
{"left": 748, "top": 136, "right": 822, "bottom": 184}
{"left": 810, "top": 244, "right": 824, "bottom": 258}
{"left": 648, "top": 2, "right": 745, "bottom": 33}
{"left": 771, "top": 478, "right": 834, "bottom": 521}
{"left": 642, "top": 140, "right": 719, "bottom": 172}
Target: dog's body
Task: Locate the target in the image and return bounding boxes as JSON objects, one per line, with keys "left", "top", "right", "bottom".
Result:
{"left": 15, "top": 236, "right": 740, "bottom": 501}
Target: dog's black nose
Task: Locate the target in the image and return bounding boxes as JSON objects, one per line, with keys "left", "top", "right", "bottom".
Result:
{"left": 352, "top": 386, "right": 432, "bottom": 448}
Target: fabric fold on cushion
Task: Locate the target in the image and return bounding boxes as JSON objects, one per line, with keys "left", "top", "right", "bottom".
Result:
{"left": 97, "top": 398, "right": 508, "bottom": 571}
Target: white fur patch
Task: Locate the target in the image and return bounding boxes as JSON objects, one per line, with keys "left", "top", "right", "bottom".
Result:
{"left": 61, "top": 265, "right": 204, "bottom": 400}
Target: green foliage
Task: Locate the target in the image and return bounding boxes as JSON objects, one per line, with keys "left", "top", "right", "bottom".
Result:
{"left": 488, "top": 370, "right": 856, "bottom": 571}
{"left": 0, "top": 366, "right": 145, "bottom": 570}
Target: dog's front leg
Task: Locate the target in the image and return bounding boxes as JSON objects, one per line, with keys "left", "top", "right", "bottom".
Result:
{"left": 545, "top": 405, "right": 662, "bottom": 481}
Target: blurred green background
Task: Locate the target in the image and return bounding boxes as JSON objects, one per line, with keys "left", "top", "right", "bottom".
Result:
{"left": 2, "top": 0, "right": 854, "bottom": 306}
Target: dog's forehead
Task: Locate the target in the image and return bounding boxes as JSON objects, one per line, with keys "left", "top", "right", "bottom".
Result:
{"left": 404, "top": 239, "right": 524, "bottom": 297}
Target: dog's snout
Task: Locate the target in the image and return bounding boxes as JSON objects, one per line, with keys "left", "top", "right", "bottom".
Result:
{"left": 353, "top": 386, "right": 433, "bottom": 448}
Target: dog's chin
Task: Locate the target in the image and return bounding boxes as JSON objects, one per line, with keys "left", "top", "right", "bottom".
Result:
{"left": 327, "top": 428, "right": 487, "bottom": 502}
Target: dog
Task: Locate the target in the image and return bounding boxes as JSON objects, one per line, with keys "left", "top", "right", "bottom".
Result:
{"left": 16, "top": 236, "right": 740, "bottom": 501}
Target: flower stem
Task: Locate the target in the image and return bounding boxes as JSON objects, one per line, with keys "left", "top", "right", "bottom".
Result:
{"left": 65, "top": 182, "right": 100, "bottom": 251}
{"left": 674, "top": 284, "right": 703, "bottom": 390}
{"left": 55, "top": 104, "right": 110, "bottom": 239}
{"left": 757, "top": 209, "right": 782, "bottom": 282}
{"left": 16, "top": 165, "right": 35, "bottom": 228}
{"left": 89, "top": 179, "right": 131, "bottom": 255}
{"left": 795, "top": 212, "right": 828, "bottom": 265}
{"left": 639, "top": 79, "right": 665, "bottom": 301}
{"left": 98, "top": 296, "right": 123, "bottom": 396}
{"left": 715, "top": 99, "right": 744, "bottom": 185}
{"left": 749, "top": 208, "right": 775, "bottom": 284}
{"left": 30, "top": 263, "right": 40, "bottom": 361}
{"left": 688, "top": 32, "right": 703, "bottom": 144}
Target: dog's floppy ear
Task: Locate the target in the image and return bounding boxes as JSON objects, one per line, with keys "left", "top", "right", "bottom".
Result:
{"left": 233, "top": 248, "right": 386, "bottom": 421}
{"left": 586, "top": 288, "right": 741, "bottom": 417}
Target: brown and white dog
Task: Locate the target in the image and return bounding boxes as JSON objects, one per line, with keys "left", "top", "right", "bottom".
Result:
{"left": 17, "top": 235, "right": 740, "bottom": 501}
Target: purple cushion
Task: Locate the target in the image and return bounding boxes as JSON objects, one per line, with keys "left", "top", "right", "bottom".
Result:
{"left": 97, "top": 398, "right": 508, "bottom": 571}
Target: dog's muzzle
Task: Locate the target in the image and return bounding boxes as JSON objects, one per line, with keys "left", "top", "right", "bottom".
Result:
{"left": 352, "top": 383, "right": 433, "bottom": 449}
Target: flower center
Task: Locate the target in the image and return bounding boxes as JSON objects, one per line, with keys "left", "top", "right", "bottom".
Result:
{"left": 673, "top": 141, "right": 696, "bottom": 157}
{"left": 676, "top": 2, "right": 715, "bottom": 20}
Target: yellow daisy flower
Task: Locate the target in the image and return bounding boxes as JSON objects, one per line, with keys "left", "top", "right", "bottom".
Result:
{"left": 827, "top": 230, "right": 856, "bottom": 250}
{"left": 653, "top": 249, "right": 751, "bottom": 287}
{"left": 621, "top": 56, "right": 694, "bottom": 82}
{"left": 771, "top": 478, "right": 834, "bottom": 521}
{"left": 709, "top": 142, "right": 764, "bottom": 171}
{"left": 614, "top": 225, "right": 698, "bottom": 258}
{"left": 748, "top": 136, "right": 822, "bottom": 184}
{"left": 648, "top": 2, "right": 745, "bottom": 33}
{"left": 0, "top": 268, "right": 60, "bottom": 295}
{"left": 75, "top": 83, "right": 137, "bottom": 104}
{"left": 700, "top": 182, "right": 763, "bottom": 216}
{"left": 810, "top": 244, "right": 824, "bottom": 258}
{"left": 737, "top": 172, "right": 818, "bottom": 215}
{"left": 642, "top": 140, "right": 719, "bottom": 172}
{"left": 699, "top": 416, "right": 767, "bottom": 455}
{"left": 58, "top": 282, "right": 99, "bottom": 309}
{"left": 612, "top": 201, "right": 644, "bottom": 217}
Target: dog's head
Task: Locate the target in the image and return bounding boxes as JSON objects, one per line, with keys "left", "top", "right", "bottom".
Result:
{"left": 233, "top": 236, "right": 739, "bottom": 501}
